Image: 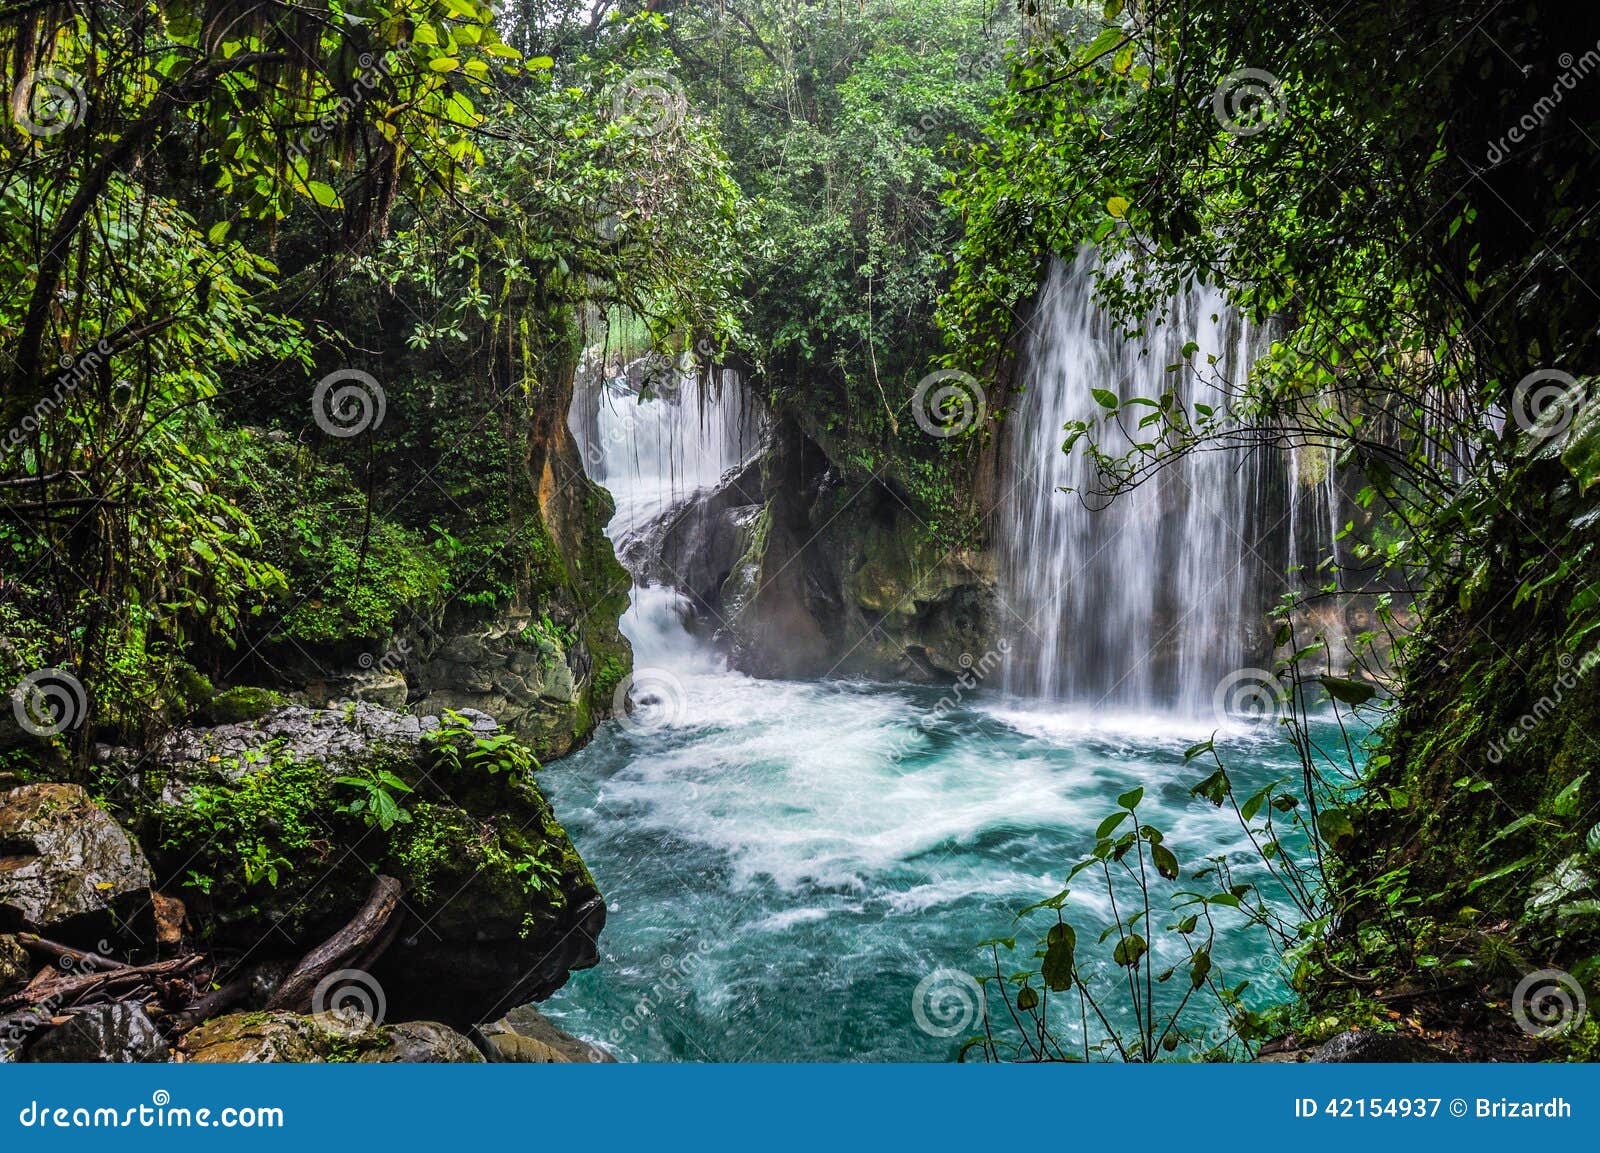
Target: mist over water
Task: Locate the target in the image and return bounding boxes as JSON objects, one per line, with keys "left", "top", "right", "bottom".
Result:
{"left": 541, "top": 285, "right": 1344, "bottom": 1060}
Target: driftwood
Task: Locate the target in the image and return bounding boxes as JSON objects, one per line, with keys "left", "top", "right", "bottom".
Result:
{"left": 266, "top": 874, "right": 403, "bottom": 1013}
{"left": 170, "top": 974, "right": 257, "bottom": 1033}
{"left": 0, "top": 954, "right": 203, "bottom": 1016}
{"left": 15, "top": 933, "right": 129, "bottom": 971}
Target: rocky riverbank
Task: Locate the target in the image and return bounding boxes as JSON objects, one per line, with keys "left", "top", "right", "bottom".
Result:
{"left": 0, "top": 703, "right": 610, "bottom": 1063}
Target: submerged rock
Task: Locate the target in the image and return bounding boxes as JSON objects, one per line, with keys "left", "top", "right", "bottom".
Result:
{"left": 24, "top": 1002, "right": 169, "bottom": 1063}
{"left": 0, "top": 783, "right": 153, "bottom": 943}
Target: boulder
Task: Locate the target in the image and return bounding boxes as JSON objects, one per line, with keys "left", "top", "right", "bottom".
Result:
{"left": 359, "top": 1020, "right": 484, "bottom": 1064}
{"left": 1311, "top": 1030, "right": 1458, "bottom": 1062}
{"left": 124, "top": 704, "right": 603, "bottom": 1025}
{"left": 411, "top": 627, "right": 581, "bottom": 753}
{"left": 479, "top": 1004, "right": 614, "bottom": 1063}
{"left": 182, "top": 1011, "right": 482, "bottom": 1063}
{"left": 24, "top": 1002, "right": 169, "bottom": 1063}
{"left": 0, "top": 783, "right": 153, "bottom": 943}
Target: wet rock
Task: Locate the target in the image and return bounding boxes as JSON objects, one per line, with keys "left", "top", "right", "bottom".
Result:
{"left": 479, "top": 1004, "right": 614, "bottom": 1063}
{"left": 0, "top": 783, "right": 153, "bottom": 942}
{"left": 182, "top": 1011, "right": 482, "bottom": 1063}
{"left": 1312, "top": 1030, "right": 1458, "bottom": 1062}
{"left": 24, "top": 1002, "right": 169, "bottom": 1063}
{"left": 360, "top": 1020, "right": 484, "bottom": 1063}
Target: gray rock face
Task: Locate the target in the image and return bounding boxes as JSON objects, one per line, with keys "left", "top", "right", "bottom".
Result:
{"left": 146, "top": 703, "right": 498, "bottom": 805}
{"left": 24, "top": 1002, "right": 169, "bottom": 1063}
{"left": 360, "top": 1020, "right": 484, "bottom": 1063}
{"left": 715, "top": 421, "right": 997, "bottom": 681}
{"left": 412, "top": 627, "right": 580, "bottom": 749}
{"left": 0, "top": 783, "right": 153, "bottom": 942}
{"left": 1312, "top": 1030, "right": 1458, "bottom": 1062}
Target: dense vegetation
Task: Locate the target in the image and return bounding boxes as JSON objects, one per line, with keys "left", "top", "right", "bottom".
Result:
{"left": 4, "top": 0, "right": 1598, "bottom": 1061}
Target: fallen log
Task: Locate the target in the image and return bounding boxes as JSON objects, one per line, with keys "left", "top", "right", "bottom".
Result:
{"left": 16, "top": 933, "right": 129, "bottom": 972}
{"left": 0, "top": 955, "right": 203, "bottom": 1016}
{"left": 266, "top": 874, "right": 403, "bottom": 1014}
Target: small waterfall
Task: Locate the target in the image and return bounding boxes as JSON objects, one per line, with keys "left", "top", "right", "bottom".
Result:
{"left": 569, "top": 355, "right": 763, "bottom": 564}
{"left": 568, "top": 352, "right": 764, "bottom": 666}
{"left": 999, "top": 253, "right": 1334, "bottom": 712}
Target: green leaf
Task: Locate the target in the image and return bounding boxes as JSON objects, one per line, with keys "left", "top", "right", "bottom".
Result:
{"left": 1117, "top": 786, "right": 1144, "bottom": 810}
{"left": 1319, "top": 674, "right": 1375, "bottom": 705}
{"left": 1106, "top": 195, "right": 1130, "bottom": 219}
{"left": 1095, "top": 811, "right": 1130, "bottom": 838}
{"left": 1190, "top": 768, "right": 1229, "bottom": 806}
{"left": 1015, "top": 985, "right": 1039, "bottom": 1011}
{"left": 1316, "top": 808, "right": 1355, "bottom": 849}
{"left": 1091, "top": 387, "right": 1120, "bottom": 409}
{"left": 429, "top": 57, "right": 463, "bottom": 73}
{"left": 1189, "top": 950, "right": 1212, "bottom": 989}
{"left": 1042, "top": 923, "right": 1076, "bottom": 991}
{"left": 306, "top": 180, "right": 342, "bottom": 208}
{"left": 1112, "top": 933, "right": 1148, "bottom": 967}
{"left": 1152, "top": 843, "right": 1179, "bottom": 880}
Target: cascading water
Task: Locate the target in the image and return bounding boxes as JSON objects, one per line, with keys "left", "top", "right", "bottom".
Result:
{"left": 569, "top": 356, "right": 763, "bottom": 562}
{"left": 998, "top": 253, "right": 1337, "bottom": 712}
{"left": 538, "top": 338, "right": 1349, "bottom": 1061}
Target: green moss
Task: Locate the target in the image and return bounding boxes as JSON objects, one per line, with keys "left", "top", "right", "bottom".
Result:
{"left": 201, "top": 685, "right": 284, "bottom": 725}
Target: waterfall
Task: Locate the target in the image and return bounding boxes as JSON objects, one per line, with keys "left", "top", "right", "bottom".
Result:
{"left": 569, "top": 354, "right": 763, "bottom": 568}
{"left": 568, "top": 351, "right": 764, "bottom": 667}
{"left": 999, "top": 253, "right": 1335, "bottom": 713}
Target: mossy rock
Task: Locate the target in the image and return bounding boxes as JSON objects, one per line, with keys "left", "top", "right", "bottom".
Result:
{"left": 118, "top": 704, "right": 604, "bottom": 1025}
